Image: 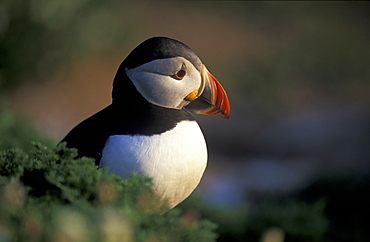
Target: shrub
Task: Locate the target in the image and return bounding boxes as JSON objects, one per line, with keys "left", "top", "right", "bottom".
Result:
{"left": 0, "top": 143, "right": 218, "bottom": 241}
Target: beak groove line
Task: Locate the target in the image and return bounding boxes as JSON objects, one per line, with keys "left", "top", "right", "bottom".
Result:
{"left": 206, "top": 71, "right": 230, "bottom": 119}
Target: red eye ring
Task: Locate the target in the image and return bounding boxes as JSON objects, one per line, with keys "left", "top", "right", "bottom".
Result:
{"left": 172, "top": 69, "right": 186, "bottom": 80}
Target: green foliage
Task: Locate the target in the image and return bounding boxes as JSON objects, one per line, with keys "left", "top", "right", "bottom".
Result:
{"left": 0, "top": 143, "right": 218, "bottom": 241}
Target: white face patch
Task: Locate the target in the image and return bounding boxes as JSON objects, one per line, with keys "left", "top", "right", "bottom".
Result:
{"left": 126, "top": 57, "right": 201, "bottom": 109}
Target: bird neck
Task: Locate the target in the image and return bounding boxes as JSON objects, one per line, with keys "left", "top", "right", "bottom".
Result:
{"left": 111, "top": 67, "right": 147, "bottom": 107}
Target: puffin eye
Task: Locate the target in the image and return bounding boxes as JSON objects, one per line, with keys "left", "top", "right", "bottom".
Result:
{"left": 172, "top": 66, "right": 186, "bottom": 80}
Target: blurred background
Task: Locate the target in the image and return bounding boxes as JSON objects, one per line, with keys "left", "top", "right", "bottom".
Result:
{"left": 1, "top": 1, "right": 369, "bottom": 241}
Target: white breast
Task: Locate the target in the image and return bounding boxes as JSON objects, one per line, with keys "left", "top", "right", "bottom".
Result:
{"left": 100, "top": 120, "right": 208, "bottom": 208}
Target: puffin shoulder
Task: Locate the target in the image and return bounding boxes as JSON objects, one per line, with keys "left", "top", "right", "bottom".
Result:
{"left": 61, "top": 105, "right": 115, "bottom": 162}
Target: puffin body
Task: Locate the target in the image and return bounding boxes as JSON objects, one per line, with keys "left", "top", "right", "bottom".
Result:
{"left": 61, "top": 37, "right": 230, "bottom": 209}
{"left": 101, "top": 120, "right": 207, "bottom": 207}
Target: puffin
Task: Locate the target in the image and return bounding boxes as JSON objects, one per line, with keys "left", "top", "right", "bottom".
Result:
{"left": 61, "top": 37, "right": 230, "bottom": 209}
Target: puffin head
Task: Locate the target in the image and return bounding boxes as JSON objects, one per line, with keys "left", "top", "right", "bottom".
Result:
{"left": 113, "top": 37, "right": 230, "bottom": 119}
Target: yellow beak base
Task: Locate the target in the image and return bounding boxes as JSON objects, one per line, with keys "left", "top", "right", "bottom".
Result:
{"left": 185, "top": 90, "right": 199, "bottom": 101}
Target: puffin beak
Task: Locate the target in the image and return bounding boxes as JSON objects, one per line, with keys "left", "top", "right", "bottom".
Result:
{"left": 185, "top": 65, "right": 230, "bottom": 119}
